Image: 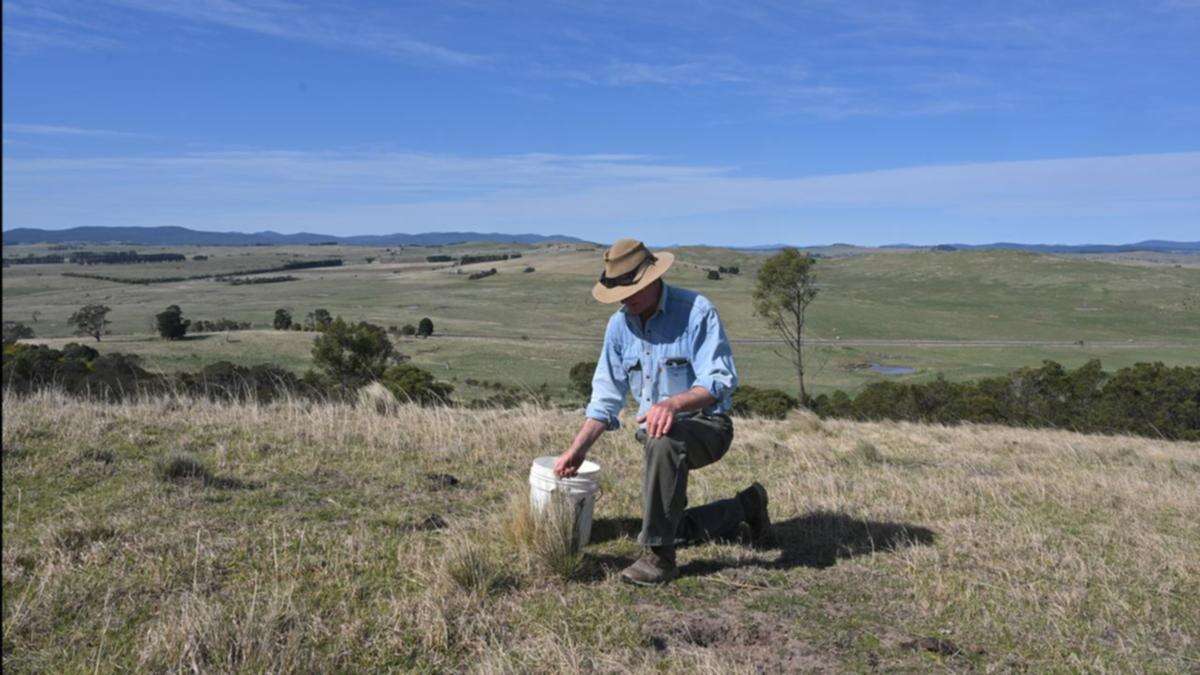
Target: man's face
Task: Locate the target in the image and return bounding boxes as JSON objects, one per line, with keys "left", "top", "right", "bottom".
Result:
{"left": 620, "top": 280, "right": 661, "bottom": 316}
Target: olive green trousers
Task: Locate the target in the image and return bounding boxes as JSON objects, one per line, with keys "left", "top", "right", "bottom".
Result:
{"left": 635, "top": 412, "right": 746, "bottom": 547}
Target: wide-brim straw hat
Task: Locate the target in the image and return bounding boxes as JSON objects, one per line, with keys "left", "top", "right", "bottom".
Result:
{"left": 591, "top": 238, "right": 675, "bottom": 303}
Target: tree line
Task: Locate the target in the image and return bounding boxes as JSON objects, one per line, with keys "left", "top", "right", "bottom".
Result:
{"left": 60, "top": 258, "right": 344, "bottom": 285}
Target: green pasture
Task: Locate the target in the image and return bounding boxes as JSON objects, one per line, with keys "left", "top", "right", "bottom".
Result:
{"left": 6, "top": 243, "right": 1199, "bottom": 399}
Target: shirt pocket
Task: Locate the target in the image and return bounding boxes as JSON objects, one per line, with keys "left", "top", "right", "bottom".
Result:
{"left": 661, "top": 356, "right": 692, "bottom": 398}
{"left": 623, "top": 354, "right": 644, "bottom": 401}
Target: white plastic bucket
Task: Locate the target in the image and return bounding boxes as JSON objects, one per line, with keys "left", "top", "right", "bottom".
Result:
{"left": 528, "top": 456, "right": 601, "bottom": 551}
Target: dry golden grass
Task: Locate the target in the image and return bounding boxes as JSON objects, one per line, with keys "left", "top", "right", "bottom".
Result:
{"left": 2, "top": 390, "right": 1198, "bottom": 672}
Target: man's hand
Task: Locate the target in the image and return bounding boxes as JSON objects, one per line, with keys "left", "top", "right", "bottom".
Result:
{"left": 637, "top": 398, "right": 681, "bottom": 438}
{"left": 554, "top": 446, "right": 588, "bottom": 478}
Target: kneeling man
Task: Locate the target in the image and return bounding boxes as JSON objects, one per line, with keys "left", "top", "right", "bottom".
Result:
{"left": 554, "top": 238, "right": 771, "bottom": 585}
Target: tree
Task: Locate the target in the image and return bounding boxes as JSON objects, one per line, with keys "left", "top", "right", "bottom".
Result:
{"left": 310, "top": 318, "right": 395, "bottom": 389}
{"left": 2, "top": 321, "right": 35, "bottom": 346}
{"left": 273, "top": 308, "right": 293, "bottom": 330}
{"left": 753, "top": 248, "right": 819, "bottom": 404}
{"left": 305, "top": 308, "right": 333, "bottom": 331}
{"left": 417, "top": 317, "right": 434, "bottom": 337}
{"left": 68, "top": 304, "right": 112, "bottom": 342}
{"left": 155, "top": 305, "right": 190, "bottom": 340}
{"left": 568, "top": 361, "right": 597, "bottom": 400}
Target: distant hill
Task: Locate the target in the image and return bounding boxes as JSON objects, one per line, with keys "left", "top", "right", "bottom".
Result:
{"left": 3, "top": 226, "right": 1195, "bottom": 254}
{"left": 0, "top": 226, "right": 591, "bottom": 247}
{"left": 736, "top": 240, "right": 1200, "bottom": 254}
{"left": 883, "top": 240, "right": 1200, "bottom": 254}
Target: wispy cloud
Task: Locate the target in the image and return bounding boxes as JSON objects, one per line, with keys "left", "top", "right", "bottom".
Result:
{"left": 105, "top": 0, "right": 487, "bottom": 66}
{"left": 4, "top": 1, "right": 1198, "bottom": 118}
{"left": 5, "top": 149, "right": 1197, "bottom": 244}
{"left": 3, "top": 123, "right": 149, "bottom": 138}
{"left": 3, "top": 0, "right": 486, "bottom": 65}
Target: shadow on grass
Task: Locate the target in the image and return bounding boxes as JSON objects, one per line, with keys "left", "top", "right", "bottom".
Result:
{"left": 590, "top": 516, "right": 642, "bottom": 544}
{"left": 682, "top": 510, "right": 936, "bottom": 576}
{"left": 586, "top": 512, "right": 936, "bottom": 577}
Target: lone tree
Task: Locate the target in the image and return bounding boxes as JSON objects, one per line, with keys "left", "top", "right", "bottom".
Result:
{"left": 273, "top": 308, "right": 293, "bottom": 330}
{"left": 68, "top": 304, "right": 112, "bottom": 342}
{"left": 155, "top": 305, "right": 190, "bottom": 340}
{"left": 417, "top": 317, "right": 434, "bottom": 338}
{"left": 753, "top": 248, "right": 819, "bottom": 405}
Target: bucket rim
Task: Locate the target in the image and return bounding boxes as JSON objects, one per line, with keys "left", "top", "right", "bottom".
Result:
{"left": 530, "top": 455, "right": 600, "bottom": 481}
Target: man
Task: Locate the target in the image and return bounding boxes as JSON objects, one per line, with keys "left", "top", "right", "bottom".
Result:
{"left": 554, "top": 238, "right": 771, "bottom": 585}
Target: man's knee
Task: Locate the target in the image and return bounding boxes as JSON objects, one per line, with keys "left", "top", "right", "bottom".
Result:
{"left": 644, "top": 434, "right": 680, "bottom": 465}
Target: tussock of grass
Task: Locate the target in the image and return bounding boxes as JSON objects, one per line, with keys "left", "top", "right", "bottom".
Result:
{"left": 852, "top": 438, "right": 884, "bottom": 463}
{"left": 78, "top": 448, "right": 116, "bottom": 464}
{"left": 356, "top": 381, "right": 397, "bottom": 415}
{"left": 442, "top": 534, "right": 517, "bottom": 596}
{"left": 155, "top": 453, "right": 213, "bottom": 484}
{"left": 503, "top": 493, "right": 591, "bottom": 582}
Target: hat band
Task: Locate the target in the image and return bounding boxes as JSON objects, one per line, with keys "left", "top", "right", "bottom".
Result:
{"left": 599, "top": 255, "right": 657, "bottom": 288}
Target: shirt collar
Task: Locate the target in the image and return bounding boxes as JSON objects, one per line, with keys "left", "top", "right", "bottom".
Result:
{"left": 619, "top": 281, "right": 670, "bottom": 317}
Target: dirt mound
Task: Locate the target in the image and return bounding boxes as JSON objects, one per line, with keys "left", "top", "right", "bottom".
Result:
{"left": 642, "top": 609, "right": 828, "bottom": 672}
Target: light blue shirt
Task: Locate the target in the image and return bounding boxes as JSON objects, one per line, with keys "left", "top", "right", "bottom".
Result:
{"left": 585, "top": 283, "right": 738, "bottom": 430}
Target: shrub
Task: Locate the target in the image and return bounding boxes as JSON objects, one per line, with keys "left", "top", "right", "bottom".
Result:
{"left": 402, "top": 324, "right": 417, "bottom": 336}
{"left": 155, "top": 305, "right": 190, "bottom": 340}
{"left": 707, "top": 270, "right": 720, "bottom": 280}
{"left": 731, "top": 385, "right": 798, "bottom": 419}
{"left": 809, "top": 360, "right": 1200, "bottom": 441}
{"left": 176, "top": 361, "right": 306, "bottom": 403}
{"left": 2, "top": 343, "right": 163, "bottom": 401}
{"left": 273, "top": 309, "right": 293, "bottom": 330}
{"left": 311, "top": 318, "right": 394, "bottom": 390}
{"left": 417, "top": 317, "right": 434, "bottom": 337}
{"left": 381, "top": 363, "right": 453, "bottom": 406}
{"left": 305, "top": 308, "right": 333, "bottom": 331}
{"left": 568, "top": 361, "right": 597, "bottom": 400}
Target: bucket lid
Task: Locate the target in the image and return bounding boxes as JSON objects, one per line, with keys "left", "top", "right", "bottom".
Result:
{"left": 531, "top": 456, "right": 600, "bottom": 481}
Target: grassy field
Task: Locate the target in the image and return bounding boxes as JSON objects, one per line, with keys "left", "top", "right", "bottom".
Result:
{"left": 3, "top": 392, "right": 1197, "bottom": 671}
{"left": 5, "top": 243, "right": 1199, "bottom": 398}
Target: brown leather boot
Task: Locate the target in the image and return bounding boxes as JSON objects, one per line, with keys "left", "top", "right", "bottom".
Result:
{"left": 737, "top": 482, "right": 773, "bottom": 546}
{"left": 619, "top": 546, "right": 678, "bottom": 586}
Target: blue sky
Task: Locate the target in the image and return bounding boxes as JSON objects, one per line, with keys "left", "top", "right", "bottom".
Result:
{"left": 3, "top": 1, "right": 1198, "bottom": 246}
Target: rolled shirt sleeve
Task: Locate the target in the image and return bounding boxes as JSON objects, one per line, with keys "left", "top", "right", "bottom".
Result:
{"left": 690, "top": 302, "right": 738, "bottom": 403}
{"left": 585, "top": 316, "right": 629, "bottom": 430}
